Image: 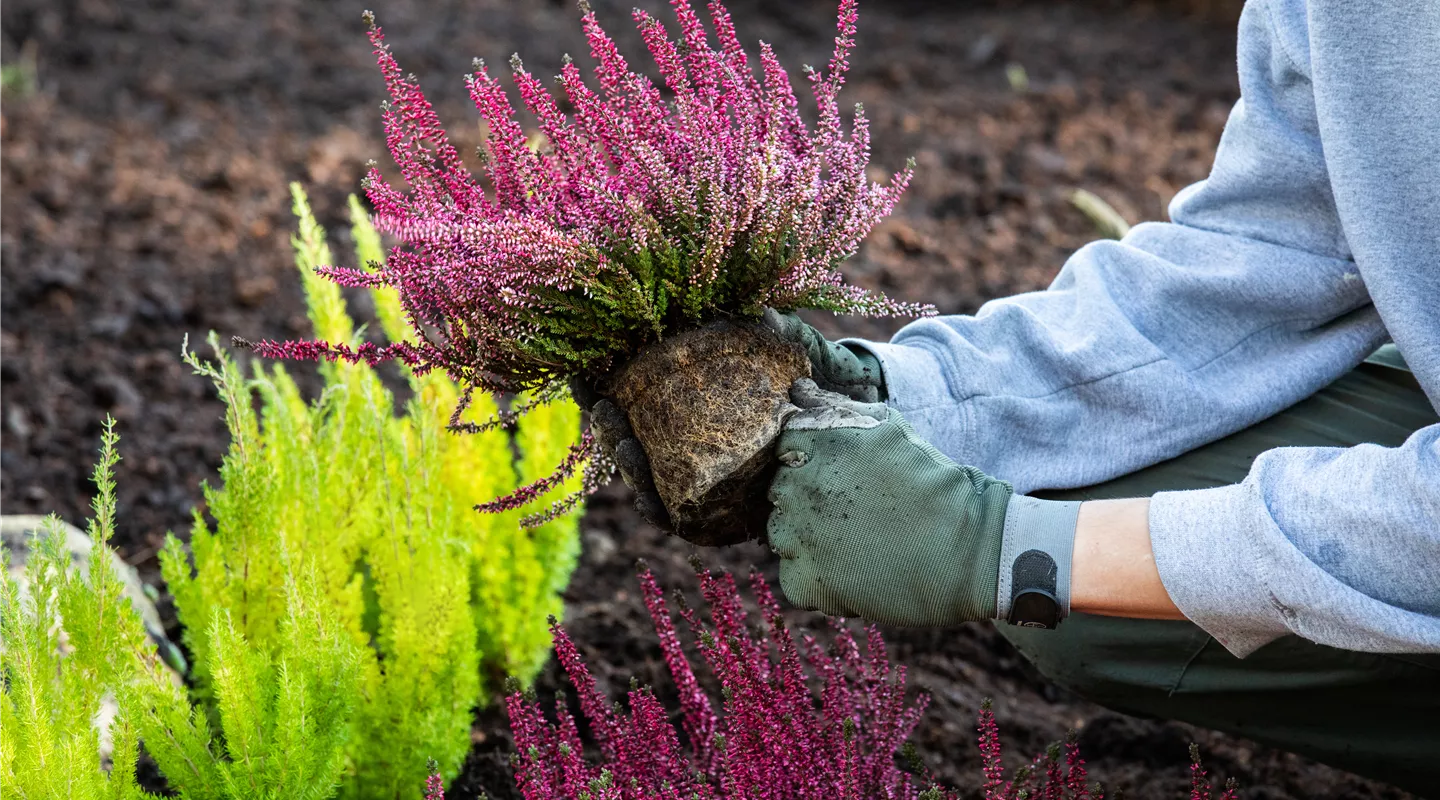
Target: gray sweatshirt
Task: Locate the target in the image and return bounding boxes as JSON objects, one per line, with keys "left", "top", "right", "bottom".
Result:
{"left": 851, "top": 0, "right": 1440, "bottom": 657}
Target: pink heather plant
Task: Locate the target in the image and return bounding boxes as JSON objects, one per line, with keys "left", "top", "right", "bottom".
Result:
{"left": 1188, "top": 743, "right": 1240, "bottom": 800}
{"left": 504, "top": 559, "right": 933, "bottom": 799}
{"left": 424, "top": 759, "right": 447, "bottom": 800}
{"left": 976, "top": 702, "right": 1093, "bottom": 800}
{"left": 240, "top": 0, "right": 932, "bottom": 520}
{"left": 489, "top": 560, "right": 1241, "bottom": 800}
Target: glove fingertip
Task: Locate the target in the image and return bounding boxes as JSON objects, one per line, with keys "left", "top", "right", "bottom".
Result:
{"left": 762, "top": 307, "right": 806, "bottom": 342}
{"left": 787, "top": 377, "right": 837, "bottom": 409}
{"left": 765, "top": 516, "right": 795, "bottom": 556}
{"left": 766, "top": 471, "right": 795, "bottom": 505}
{"left": 567, "top": 375, "right": 602, "bottom": 411}
{"left": 590, "top": 399, "right": 632, "bottom": 451}
{"left": 777, "top": 566, "right": 838, "bottom": 616}
{"left": 849, "top": 385, "right": 880, "bottom": 404}
{"left": 615, "top": 438, "right": 656, "bottom": 492}
{"left": 634, "top": 490, "right": 674, "bottom": 532}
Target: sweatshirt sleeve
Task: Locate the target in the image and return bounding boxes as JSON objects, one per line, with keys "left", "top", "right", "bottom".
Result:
{"left": 1149, "top": 0, "right": 1440, "bottom": 657}
{"left": 1150, "top": 427, "right": 1440, "bottom": 656}
{"left": 847, "top": 0, "right": 1386, "bottom": 494}
{"left": 846, "top": 0, "right": 1440, "bottom": 657}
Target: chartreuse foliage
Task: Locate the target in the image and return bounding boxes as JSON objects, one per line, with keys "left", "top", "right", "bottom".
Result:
{"left": 1, "top": 422, "right": 156, "bottom": 800}
{"left": 1, "top": 421, "right": 361, "bottom": 800}
{"left": 139, "top": 557, "right": 362, "bottom": 800}
{"left": 161, "top": 183, "right": 581, "bottom": 799}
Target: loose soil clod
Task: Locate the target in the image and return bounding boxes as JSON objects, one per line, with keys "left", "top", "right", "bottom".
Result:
{"left": 605, "top": 319, "right": 810, "bottom": 546}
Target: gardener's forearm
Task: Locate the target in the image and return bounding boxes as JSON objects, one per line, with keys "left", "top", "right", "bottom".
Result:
{"left": 1068, "top": 498, "right": 1185, "bottom": 620}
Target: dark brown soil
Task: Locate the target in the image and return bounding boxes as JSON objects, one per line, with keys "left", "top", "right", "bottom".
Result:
{"left": 0, "top": 0, "right": 1412, "bottom": 797}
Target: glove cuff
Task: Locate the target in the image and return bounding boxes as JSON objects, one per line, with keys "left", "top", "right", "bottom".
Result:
{"left": 995, "top": 497, "right": 1082, "bottom": 629}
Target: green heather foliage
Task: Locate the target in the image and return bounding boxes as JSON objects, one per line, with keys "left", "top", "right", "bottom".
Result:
{"left": 242, "top": 2, "right": 941, "bottom": 519}
{"left": 161, "top": 184, "right": 582, "bottom": 799}
{"left": 1, "top": 422, "right": 361, "bottom": 800}
{"left": 1, "top": 423, "right": 155, "bottom": 800}
{"left": 139, "top": 558, "right": 362, "bottom": 800}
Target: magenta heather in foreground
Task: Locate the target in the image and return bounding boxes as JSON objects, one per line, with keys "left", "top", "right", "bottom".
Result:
{"left": 481, "top": 562, "right": 1243, "bottom": 800}
{"left": 505, "top": 561, "right": 932, "bottom": 799}
{"left": 241, "top": 0, "right": 933, "bottom": 519}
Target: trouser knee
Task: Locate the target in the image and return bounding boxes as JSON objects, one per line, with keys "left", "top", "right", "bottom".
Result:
{"left": 996, "top": 615, "right": 1440, "bottom": 795}
{"left": 995, "top": 614, "right": 1211, "bottom": 717}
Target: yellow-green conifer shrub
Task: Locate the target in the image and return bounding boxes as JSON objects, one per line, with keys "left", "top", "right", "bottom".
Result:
{"left": 1, "top": 421, "right": 361, "bottom": 800}
{"left": 346, "top": 191, "right": 580, "bottom": 688}
{"left": 161, "top": 184, "right": 582, "bottom": 799}
{"left": 140, "top": 554, "right": 362, "bottom": 800}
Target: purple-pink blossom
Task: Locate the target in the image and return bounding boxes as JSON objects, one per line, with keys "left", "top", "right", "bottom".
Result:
{"left": 493, "top": 561, "right": 1239, "bottom": 799}
{"left": 241, "top": 0, "right": 934, "bottom": 520}
{"left": 505, "top": 560, "right": 933, "bottom": 799}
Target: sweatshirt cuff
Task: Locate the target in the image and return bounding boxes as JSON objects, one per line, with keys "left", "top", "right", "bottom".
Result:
{"left": 1149, "top": 483, "right": 1292, "bottom": 657}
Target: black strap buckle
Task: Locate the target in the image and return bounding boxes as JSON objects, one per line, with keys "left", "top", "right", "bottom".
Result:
{"left": 1006, "top": 549, "right": 1061, "bottom": 629}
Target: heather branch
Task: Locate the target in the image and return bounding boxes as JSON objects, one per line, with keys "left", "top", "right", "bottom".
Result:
{"left": 506, "top": 563, "right": 932, "bottom": 799}
{"left": 248, "top": 0, "right": 934, "bottom": 522}
{"left": 500, "top": 571, "right": 1240, "bottom": 799}
{"left": 475, "top": 433, "right": 595, "bottom": 516}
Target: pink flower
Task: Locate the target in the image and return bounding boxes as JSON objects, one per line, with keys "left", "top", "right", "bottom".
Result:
{"left": 423, "top": 759, "right": 446, "bottom": 800}
{"left": 242, "top": 0, "right": 933, "bottom": 520}
{"left": 503, "top": 560, "right": 931, "bottom": 799}
{"left": 493, "top": 561, "right": 1239, "bottom": 799}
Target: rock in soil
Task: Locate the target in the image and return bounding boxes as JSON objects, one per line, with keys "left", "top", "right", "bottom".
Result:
{"left": 1, "top": 514, "right": 186, "bottom": 761}
{"left": 2, "top": 514, "right": 178, "bottom": 660}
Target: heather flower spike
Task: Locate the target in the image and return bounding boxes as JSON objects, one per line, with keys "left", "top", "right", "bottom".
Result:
{"left": 505, "top": 562, "right": 932, "bottom": 798}
{"left": 423, "top": 759, "right": 446, "bottom": 800}
{"left": 240, "top": 0, "right": 932, "bottom": 522}
{"left": 1188, "top": 743, "right": 1211, "bottom": 800}
{"left": 499, "top": 565, "right": 1232, "bottom": 799}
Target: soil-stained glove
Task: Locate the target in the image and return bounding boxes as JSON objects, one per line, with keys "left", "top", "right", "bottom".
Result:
{"left": 569, "top": 376, "right": 673, "bottom": 532}
{"left": 768, "top": 380, "right": 1082, "bottom": 628}
{"left": 762, "top": 309, "right": 886, "bottom": 402}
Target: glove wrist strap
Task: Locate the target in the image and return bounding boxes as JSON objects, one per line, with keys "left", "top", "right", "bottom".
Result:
{"left": 996, "top": 497, "right": 1082, "bottom": 629}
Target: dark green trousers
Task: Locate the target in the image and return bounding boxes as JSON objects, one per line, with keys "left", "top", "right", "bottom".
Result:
{"left": 1003, "top": 346, "right": 1440, "bottom": 796}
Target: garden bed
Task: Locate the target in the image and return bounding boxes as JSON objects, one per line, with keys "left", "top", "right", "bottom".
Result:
{"left": 0, "top": 0, "right": 1411, "bottom": 796}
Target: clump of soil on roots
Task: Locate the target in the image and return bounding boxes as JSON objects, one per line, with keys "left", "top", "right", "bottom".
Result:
{"left": 606, "top": 320, "right": 810, "bottom": 546}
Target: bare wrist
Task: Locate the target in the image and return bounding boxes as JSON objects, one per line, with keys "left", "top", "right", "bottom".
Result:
{"left": 1070, "top": 498, "right": 1185, "bottom": 620}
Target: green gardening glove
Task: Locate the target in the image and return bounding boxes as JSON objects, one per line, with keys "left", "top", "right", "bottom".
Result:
{"left": 762, "top": 309, "right": 887, "bottom": 402}
{"left": 768, "top": 379, "right": 1082, "bottom": 628}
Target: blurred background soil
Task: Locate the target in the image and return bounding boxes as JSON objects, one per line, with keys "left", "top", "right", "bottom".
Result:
{"left": 0, "top": 0, "right": 1412, "bottom": 797}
